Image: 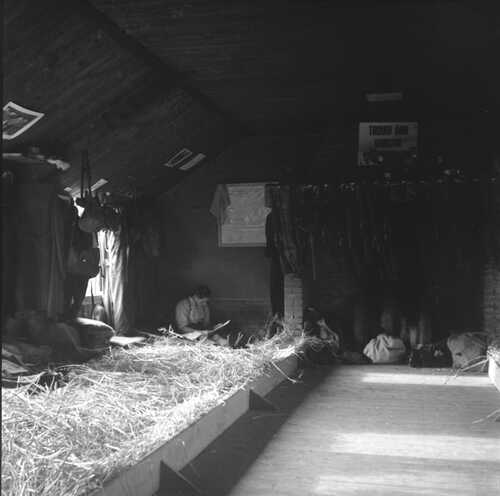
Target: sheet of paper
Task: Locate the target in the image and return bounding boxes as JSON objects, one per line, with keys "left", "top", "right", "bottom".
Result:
{"left": 210, "top": 320, "right": 231, "bottom": 333}
{"left": 109, "top": 336, "right": 146, "bottom": 347}
{"left": 182, "top": 331, "right": 204, "bottom": 341}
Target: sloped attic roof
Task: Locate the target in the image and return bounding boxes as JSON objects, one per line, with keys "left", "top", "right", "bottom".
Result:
{"left": 4, "top": 0, "right": 500, "bottom": 197}
{"left": 3, "top": 0, "right": 240, "bottom": 198}
{"left": 89, "top": 0, "right": 500, "bottom": 133}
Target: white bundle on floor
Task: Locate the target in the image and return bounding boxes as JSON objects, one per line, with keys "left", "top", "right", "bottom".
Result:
{"left": 363, "top": 333, "right": 407, "bottom": 364}
{"left": 447, "top": 332, "right": 487, "bottom": 369}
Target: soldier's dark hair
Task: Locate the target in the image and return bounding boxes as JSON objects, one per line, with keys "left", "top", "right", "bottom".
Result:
{"left": 193, "top": 285, "right": 211, "bottom": 298}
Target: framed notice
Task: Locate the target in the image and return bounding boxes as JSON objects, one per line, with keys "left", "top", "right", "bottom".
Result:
{"left": 218, "top": 183, "right": 270, "bottom": 247}
{"left": 358, "top": 122, "right": 418, "bottom": 166}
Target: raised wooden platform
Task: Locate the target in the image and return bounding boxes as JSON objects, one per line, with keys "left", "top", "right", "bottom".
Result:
{"left": 224, "top": 365, "right": 500, "bottom": 496}
{"left": 93, "top": 355, "right": 298, "bottom": 496}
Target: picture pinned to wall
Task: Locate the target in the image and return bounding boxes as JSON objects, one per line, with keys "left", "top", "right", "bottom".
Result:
{"left": 215, "top": 183, "right": 271, "bottom": 247}
{"left": 3, "top": 102, "right": 45, "bottom": 140}
{"left": 358, "top": 122, "right": 418, "bottom": 166}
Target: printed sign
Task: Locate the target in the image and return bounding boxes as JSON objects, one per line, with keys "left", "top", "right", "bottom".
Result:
{"left": 358, "top": 122, "right": 418, "bottom": 166}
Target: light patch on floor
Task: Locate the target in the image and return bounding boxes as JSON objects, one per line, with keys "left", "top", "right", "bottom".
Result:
{"left": 314, "top": 467, "right": 500, "bottom": 496}
{"left": 360, "top": 371, "right": 492, "bottom": 387}
{"left": 227, "top": 365, "right": 500, "bottom": 496}
{"left": 329, "top": 432, "right": 500, "bottom": 461}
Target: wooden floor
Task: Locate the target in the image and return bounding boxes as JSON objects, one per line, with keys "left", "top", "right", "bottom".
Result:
{"left": 229, "top": 366, "right": 500, "bottom": 496}
{"left": 176, "top": 365, "right": 500, "bottom": 496}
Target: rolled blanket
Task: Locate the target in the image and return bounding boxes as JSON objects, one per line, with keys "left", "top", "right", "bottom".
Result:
{"left": 447, "top": 332, "right": 487, "bottom": 369}
{"left": 71, "top": 317, "right": 115, "bottom": 350}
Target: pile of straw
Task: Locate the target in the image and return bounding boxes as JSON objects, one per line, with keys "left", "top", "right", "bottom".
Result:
{"left": 2, "top": 330, "right": 304, "bottom": 496}
{"left": 488, "top": 338, "right": 500, "bottom": 367}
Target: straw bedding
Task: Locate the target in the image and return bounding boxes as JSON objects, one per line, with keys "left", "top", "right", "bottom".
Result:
{"left": 488, "top": 338, "right": 500, "bottom": 367}
{"left": 2, "top": 331, "right": 304, "bottom": 496}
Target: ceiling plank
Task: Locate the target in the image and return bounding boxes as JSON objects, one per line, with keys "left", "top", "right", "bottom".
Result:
{"left": 3, "top": 0, "right": 241, "bottom": 197}
{"left": 73, "top": 0, "right": 247, "bottom": 135}
{"left": 89, "top": 0, "right": 500, "bottom": 132}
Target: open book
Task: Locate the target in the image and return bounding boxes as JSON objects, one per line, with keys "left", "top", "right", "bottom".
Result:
{"left": 182, "top": 320, "right": 231, "bottom": 341}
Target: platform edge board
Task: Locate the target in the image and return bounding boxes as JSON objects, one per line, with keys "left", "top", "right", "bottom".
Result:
{"left": 249, "top": 355, "right": 298, "bottom": 398}
{"left": 91, "top": 355, "right": 298, "bottom": 496}
{"left": 488, "top": 357, "right": 500, "bottom": 393}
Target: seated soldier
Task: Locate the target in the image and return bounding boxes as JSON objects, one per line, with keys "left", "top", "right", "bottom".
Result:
{"left": 304, "top": 307, "right": 340, "bottom": 348}
{"left": 302, "top": 306, "right": 341, "bottom": 365}
{"left": 175, "top": 285, "right": 228, "bottom": 346}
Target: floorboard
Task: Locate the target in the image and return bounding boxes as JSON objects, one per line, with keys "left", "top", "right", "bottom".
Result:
{"left": 163, "top": 365, "right": 500, "bottom": 496}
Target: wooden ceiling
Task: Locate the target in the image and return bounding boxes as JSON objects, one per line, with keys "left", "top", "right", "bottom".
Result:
{"left": 3, "top": 0, "right": 239, "bottom": 197}
{"left": 89, "top": 0, "right": 500, "bottom": 132}
{"left": 3, "top": 0, "right": 500, "bottom": 195}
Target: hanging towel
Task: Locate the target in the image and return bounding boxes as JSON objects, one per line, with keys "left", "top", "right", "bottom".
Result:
{"left": 209, "top": 184, "right": 231, "bottom": 224}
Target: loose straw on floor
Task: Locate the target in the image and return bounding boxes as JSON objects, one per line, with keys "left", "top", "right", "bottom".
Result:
{"left": 2, "top": 330, "right": 305, "bottom": 496}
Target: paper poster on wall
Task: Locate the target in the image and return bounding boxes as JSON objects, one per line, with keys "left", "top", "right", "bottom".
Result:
{"left": 3, "top": 102, "right": 45, "bottom": 140}
{"left": 219, "top": 183, "right": 270, "bottom": 247}
{"left": 358, "top": 122, "right": 418, "bottom": 166}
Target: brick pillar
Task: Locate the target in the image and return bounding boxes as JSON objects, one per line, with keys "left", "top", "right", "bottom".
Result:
{"left": 483, "top": 258, "right": 500, "bottom": 340}
{"left": 284, "top": 273, "right": 303, "bottom": 330}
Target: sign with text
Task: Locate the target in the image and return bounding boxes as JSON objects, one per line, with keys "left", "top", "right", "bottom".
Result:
{"left": 358, "top": 122, "right": 418, "bottom": 166}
